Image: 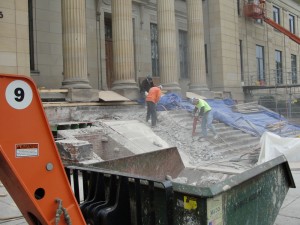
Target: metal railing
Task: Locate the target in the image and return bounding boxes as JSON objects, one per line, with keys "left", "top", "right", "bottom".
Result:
{"left": 243, "top": 69, "right": 299, "bottom": 87}
{"left": 243, "top": 70, "right": 300, "bottom": 121}
{"left": 65, "top": 165, "right": 174, "bottom": 225}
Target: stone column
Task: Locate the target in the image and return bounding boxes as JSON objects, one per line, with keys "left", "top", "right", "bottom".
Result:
{"left": 187, "top": 0, "right": 209, "bottom": 93}
{"left": 61, "top": 0, "right": 91, "bottom": 89}
{"left": 111, "top": 0, "right": 138, "bottom": 100}
{"left": 208, "top": 0, "right": 242, "bottom": 100}
{"left": 157, "top": 0, "right": 180, "bottom": 92}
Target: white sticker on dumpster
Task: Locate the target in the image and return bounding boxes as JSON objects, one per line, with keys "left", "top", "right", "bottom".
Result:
{"left": 207, "top": 195, "right": 223, "bottom": 225}
{"left": 16, "top": 143, "right": 39, "bottom": 158}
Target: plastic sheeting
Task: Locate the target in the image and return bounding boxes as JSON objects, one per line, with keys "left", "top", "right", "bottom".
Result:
{"left": 258, "top": 132, "right": 300, "bottom": 164}
{"left": 155, "top": 93, "right": 300, "bottom": 137}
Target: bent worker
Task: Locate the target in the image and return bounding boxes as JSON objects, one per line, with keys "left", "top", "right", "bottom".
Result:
{"left": 146, "top": 85, "right": 162, "bottom": 127}
{"left": 140, "top": 75, "right": 154, "bottom": 104}
{"left": 192, "top": 98, "right": 218, "bottom": 139}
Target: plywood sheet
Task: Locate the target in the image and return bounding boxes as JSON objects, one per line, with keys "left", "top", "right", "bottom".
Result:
{"left": 99, "top": 91, "right": 130, "bottom": 101}
{"left": 39, "top": 89, "right": 68, "bottom": 93}
{"left": 186, "top": 92, "right": 207, "bottom": 99}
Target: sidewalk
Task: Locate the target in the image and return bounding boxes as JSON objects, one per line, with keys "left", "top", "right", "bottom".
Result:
{"left": 274, "top": 170, "right": 300, "bottom": 225}
{"left": 0, "top": 182, "right": 26, "bottom": 224}
{"left": 1, "top": 170, "right": 300, "bottom": 224}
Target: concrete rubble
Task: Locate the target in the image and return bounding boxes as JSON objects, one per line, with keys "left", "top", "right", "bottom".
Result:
{"left": 55, "top": 106, "right": 260, "bottom": 174}
{"left": 1, "top": 104, "right": 300, "bottom": 224}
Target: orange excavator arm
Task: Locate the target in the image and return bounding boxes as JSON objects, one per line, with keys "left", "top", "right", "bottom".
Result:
{"left": 0, "top": 74, "right": 86, "bottom": 225}
{"left": 263, "top": 17, "right": 300, "bottom": 45}
{"left": 244, "top": 0, "right": 300, "bottom": 45}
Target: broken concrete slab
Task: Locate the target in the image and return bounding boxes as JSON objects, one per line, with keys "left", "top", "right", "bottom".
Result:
{"left": 103, "top": 120, "right": 170, "bottom": 154}
{"left": 56, "top": 139, "right": 93, "bottom": 162}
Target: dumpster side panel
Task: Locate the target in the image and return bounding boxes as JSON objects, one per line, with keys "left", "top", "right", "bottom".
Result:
{"left": 222, "top": 165, "right": 289, "bottom": 225}
{"left": 134, "top": 181, "right": 173, "bottom": 225}
{"left": 173, "top": 191, "right": 207, "bottom": 225}
{"left": 91, "top": 148, "right": 184, "bottom": 180}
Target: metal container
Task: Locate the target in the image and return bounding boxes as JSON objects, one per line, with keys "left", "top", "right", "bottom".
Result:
{"left": 66, "top": 147, "right": 295, "bottom": 225}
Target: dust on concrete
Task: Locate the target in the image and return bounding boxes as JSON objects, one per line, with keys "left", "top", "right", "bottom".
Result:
{"left": 69, "top": 108, "right": 222, "bottom": 164}
{"left": 56, "top": 105, "right": 258, "bottom": 186}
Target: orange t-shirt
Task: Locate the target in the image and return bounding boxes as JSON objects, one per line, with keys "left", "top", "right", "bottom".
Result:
{"left": 146, "top": 87, "right": 161, "bottom": 103}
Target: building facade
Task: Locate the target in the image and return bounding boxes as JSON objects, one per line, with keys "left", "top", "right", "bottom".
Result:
{"left": 0, "top": 0, "right": 300, "bottom": 101}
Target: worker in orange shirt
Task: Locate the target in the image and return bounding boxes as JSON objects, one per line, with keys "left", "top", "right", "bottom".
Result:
{"left": 146, "top": 85, "right": 162, "bottom": 127}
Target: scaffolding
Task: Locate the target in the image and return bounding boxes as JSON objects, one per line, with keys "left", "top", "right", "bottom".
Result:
{"left": 243, "top": 69, "right": 300, "bottom": 120}
{"left": 242, "top": 1, "right": 300, "bottom": 121}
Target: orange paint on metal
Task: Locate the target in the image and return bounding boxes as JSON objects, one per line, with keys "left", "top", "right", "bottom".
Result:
{"left": 263, "top": 17, "right": 300, "bottom": 44}
{"left": 0, "top": 74, "right": 86, "bottom": 225}
{"left": 244, "top": 1, "right": 300, "bottom": 45}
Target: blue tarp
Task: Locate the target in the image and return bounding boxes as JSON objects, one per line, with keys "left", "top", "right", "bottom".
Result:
{"left": 155, "top": 93, "right": 300, "bottom": 137}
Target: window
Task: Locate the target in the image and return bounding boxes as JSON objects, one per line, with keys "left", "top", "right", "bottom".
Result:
{"left": 289, "top": 14, "right": 295, "bottom": 34}
{"left": 275, "top": 50, "right": 283, "bottom": 84}
{"left": 204, "top": 44, "right": 208, "bottom": 74}
{"left": 28, "top": 0, "right": 35, "bottom": 71}
{"left": 291, "top": 54, "right": 297, "bottom": 84}
{"left": 105, "top": 17, "right": 112, "bottom": 40}
{"left": 240, "top": 40, "right": 244, "bottom": 81}
{"left": 254, "top": 0, "right": 263, "bottom": 24}
{"left": 179, "top": 30, "right": 188, "bottom": 79}
{"left": 256, "top": 45, "right": 265, "bottom": 82}
{"left": 273, "top": 6, "right": 280, "bottom": 24}
{"left": 237, "top": 0, "right": 241, "bottom": 16}
{"left": 150, "top": 23, "right": 159, "bottom": 77}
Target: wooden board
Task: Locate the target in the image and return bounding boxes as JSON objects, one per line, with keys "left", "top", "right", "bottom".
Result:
{"left": 99, "top": 91, "right": 130, "bottom": 101}
{"left": 186, "top": 92, "right": 207, "bottom": 99}
{"left": 42, "top": 101, "right": 137, "bottom": 107}
{"left": 38, "top": 89, "right": 68, "bottom": 93}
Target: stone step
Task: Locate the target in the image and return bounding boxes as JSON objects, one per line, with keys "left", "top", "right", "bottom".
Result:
{"left": 174, "top": 117, "right": 193, "bottom": 124}
{"left": 166, "top": 111, "right": 261, "bottom": 156}
{"left": 217, "top": 142, "right": 260, "bottom": 158}
{"left": 217, "top": 130, "right": 257, "bottom": 140}
{"left": 216, "top": 129, "right": 242, "bottom": 135}
{"left": 185, "top": 120, "right": 222, "bottom": 127}
{"left": 167, "top": 110, "right": 191, "bottom": 118}
{"left": 214, "top": 122, "right": 231, "bottom": 129}
{"left": 210, "top": 137, "right": 259, "bottom": 152}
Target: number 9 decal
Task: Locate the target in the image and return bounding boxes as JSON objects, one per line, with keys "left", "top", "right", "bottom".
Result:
{"left": 5, "top": 80, "right": 33, "bottom": 110}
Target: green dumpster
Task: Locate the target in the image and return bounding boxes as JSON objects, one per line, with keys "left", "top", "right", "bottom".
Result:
{"left": 71, "top": 147, "right": 295, "bottom": 225}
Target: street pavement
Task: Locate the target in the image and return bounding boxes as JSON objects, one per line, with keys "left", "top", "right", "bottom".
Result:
{"left": 0, "top": 170, "right": 300, "bottom": 224}
{"left": 274, "top": 169, "right": 300, "bottom": 225}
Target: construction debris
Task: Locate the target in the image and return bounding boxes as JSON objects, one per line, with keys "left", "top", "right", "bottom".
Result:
{"left": 265, "top": 121, "right": 286, "bottom": 131}
{"left": 231, "top": 101, "right": 263, "bottom": 113}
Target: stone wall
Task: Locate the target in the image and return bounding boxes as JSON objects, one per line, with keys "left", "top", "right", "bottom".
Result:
{"left": 0, "top": 0, "right": 30, "bottom": 75}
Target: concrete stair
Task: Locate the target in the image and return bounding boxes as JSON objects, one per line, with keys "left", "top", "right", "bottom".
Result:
{"left": 164, "top": 110, "right": 261, "bottom": 157}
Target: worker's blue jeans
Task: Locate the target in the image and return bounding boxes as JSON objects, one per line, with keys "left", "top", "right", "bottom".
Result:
{"left": 146, "top": 101, "right": 157, "bottom": 126}
{"left": 140, "top": 92, "right": 146, "bottom": 106}
{"left": 201, "top": 110, "right": 217, "bottom": 137}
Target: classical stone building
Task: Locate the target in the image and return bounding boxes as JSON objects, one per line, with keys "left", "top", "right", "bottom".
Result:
{"left": 1, "top": 0, "right": 300, "bottom": 101}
